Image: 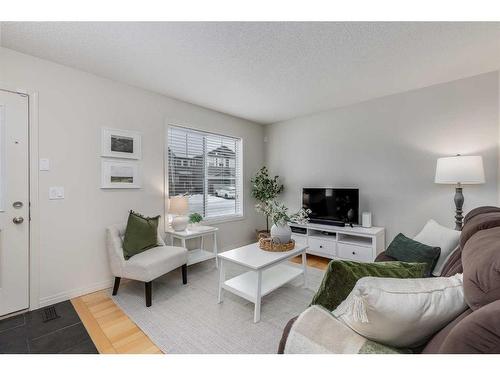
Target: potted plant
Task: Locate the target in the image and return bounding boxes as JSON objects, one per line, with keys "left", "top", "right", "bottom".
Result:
{"left": 251, "top": 167, "right": 284, "bottom": 236}
{"left": 258, "top": 200, "right": 311, "bottom": 243}
{"left": 188, "top": 212, "right": 203, "bottom": 228}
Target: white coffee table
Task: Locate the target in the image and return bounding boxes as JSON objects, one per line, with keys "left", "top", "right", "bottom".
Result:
{"left": 217, "top": 242, "right": 308, "bottom": 323}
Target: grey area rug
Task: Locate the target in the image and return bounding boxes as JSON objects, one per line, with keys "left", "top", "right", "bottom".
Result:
{"left": 111, "top": 260, "right": 324, "bottom": 354}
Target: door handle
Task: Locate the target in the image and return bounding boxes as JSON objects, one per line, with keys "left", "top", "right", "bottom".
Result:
{"left": 12, "top": 216, "right": 24, "bottom": 224}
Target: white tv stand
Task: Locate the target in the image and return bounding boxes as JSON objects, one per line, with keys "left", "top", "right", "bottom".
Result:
{"left": 290, "top": 222, "right": 385, "bottom": 262}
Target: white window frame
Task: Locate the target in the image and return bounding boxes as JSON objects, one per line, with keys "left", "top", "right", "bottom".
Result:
{"left": 164, "top": 122, "right": 244, "bottom": 228}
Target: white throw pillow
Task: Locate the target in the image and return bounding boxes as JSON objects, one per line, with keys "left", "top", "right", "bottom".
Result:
{"left": 332, "top": 274, "right": 467, "bottom": 348}
{"left": 413, "top": 219, "right": 460, "bottom": 276}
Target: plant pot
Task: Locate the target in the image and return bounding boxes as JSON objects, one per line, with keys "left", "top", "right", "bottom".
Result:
{"left": 270, "top": 223, "right": 292, "bottom": 243}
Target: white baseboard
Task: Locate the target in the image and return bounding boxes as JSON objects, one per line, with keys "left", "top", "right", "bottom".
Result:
{"left": 36, "top": 241, "right": 253, "bottom": 309}
{"left": 37, "top": 279, "right": 114, "bottom": 309}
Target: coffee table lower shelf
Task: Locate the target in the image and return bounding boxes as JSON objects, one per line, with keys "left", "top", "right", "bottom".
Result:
{"left": 222, "top": 264, "right": 303, "bottom": 303}
{"left": 217, "top": 242, "right": 308, "bottom": 323}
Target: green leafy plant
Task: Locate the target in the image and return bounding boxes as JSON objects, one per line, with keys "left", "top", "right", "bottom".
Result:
{"left": 257, "top": 199, "right": 311, "bottom": 226}
{"left": 189, "top": 212, "right": 203, "bottom": 224}
{"left": 251, "top": 167, "right": 284, "bottom": 231}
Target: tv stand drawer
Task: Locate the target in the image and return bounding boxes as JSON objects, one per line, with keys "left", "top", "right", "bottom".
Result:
{"left": 337, "top": 243, "right": 373, "bottom": 262}
{"left": 291, "top": 234, "right": 307, "bottom": 245}
{"left": 308, "top": 237, "right": 335, "bottom": 257}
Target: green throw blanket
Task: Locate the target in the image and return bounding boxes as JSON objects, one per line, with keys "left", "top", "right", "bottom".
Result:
{"left": 310, "top": 260, "right": 427, "bottom": 311}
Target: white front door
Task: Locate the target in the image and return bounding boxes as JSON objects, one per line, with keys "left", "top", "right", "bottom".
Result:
{"left": 0, "top": 89, "right": 29, "bottom": 317}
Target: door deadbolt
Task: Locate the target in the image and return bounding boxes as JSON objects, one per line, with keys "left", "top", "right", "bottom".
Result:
{"left": 12, "top": 217, "right": 24, "bottom": 224}
{"left": 13, "top": 201, "right": 23, "bottom": 208}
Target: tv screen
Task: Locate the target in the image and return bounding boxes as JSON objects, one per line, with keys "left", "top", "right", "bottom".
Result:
{"left": 302, "top": 188, "right": 359, "bottom": 225}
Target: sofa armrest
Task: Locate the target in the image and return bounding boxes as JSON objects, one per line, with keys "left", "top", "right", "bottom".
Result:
{"left": 439, "top": 300, "right": 500, "bottom": 353}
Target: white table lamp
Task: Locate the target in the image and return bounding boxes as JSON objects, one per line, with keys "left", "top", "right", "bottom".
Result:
{"left": 435, "top": 154, "right": 485, "bottom": 230}
{"left": 169, "top": 196, "right": 189, "bottom": 231}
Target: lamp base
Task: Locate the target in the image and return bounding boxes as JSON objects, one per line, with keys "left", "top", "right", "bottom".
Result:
{"left": 172, "top": 216, "right": 189, "bottom": 231}
{"left": 454, "top": 185, "right": 464, "bottom": 231}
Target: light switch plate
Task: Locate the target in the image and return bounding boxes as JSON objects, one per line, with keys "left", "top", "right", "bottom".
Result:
{"left": 39, "top": 158, "right": 50, "bottom": 171}
{"left": 49, "top": 186, "right": 64, "bottom": 200}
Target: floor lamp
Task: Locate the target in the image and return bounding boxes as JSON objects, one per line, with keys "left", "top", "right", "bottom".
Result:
{"left": 435, "top": 155, "right": 485, "bottom": 230}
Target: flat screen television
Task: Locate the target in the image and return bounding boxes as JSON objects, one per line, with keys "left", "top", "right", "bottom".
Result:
{"left": 302, "top": 188, "right": 359, "bottom": 226}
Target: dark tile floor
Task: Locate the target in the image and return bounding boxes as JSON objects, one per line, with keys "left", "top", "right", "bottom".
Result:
{"left": 0, "top": 300, "right": 98, "bottom": 354}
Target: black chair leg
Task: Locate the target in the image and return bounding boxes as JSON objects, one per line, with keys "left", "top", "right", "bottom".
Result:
{"left": 145, "top": 281, "right": 152, "bottom": 307}
{"left": 182, "top": 264, "right": 187, "bottom": 285}
{"left": 112, "top": 277, "right": 121, "bottom": 296}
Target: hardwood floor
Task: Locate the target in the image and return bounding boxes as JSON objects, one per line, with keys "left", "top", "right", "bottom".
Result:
{"left": 71, "top": 254, "right": 330, "bottom": 354}
{"left": 71, "top": 289, "right": 162, "bottom": 354}
{"left": 291, "top": 253, "right": 329, "bottom": 270}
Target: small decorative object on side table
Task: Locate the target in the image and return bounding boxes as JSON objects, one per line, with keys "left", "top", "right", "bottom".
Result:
{"left": 188, "top": 212, "right": 203, "bottom": 229}
{"left": 166, "top": 225, "right": 218, "bottom": 268}
{"left": 169, "top": 196, "right": 189, "bottom": 231}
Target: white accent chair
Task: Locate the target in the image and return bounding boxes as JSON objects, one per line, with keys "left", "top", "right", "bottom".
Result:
{"left": 106, "top": 223, "right": 188, "bottom": 307}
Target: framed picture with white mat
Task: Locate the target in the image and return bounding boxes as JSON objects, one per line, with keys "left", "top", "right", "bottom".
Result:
{"left": 101, "top": 128, "right": 141, "bottom": 160}
{"left": 101, "top": 159, "right": 141, "bottom": 189}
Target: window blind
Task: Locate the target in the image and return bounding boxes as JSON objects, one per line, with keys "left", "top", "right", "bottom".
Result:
{"left": 167, "top": 126, "right": 243, "bottom": 220}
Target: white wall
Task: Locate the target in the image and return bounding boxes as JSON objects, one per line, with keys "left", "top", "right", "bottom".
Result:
{"left": 0, "top": 47, "right": 265, "bottom": 307}
{"left": 265, "top": 72, "right": 499, "bottom": 243}
{"left": 1, "top": 45, "right": 498, "bottom": 307}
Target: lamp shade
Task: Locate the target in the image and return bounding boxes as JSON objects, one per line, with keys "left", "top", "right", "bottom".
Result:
{"left": 169, "top": 195, "right": 189, "bottom": 215}
{"left": 435, "top": 155, "right": 485, "bottom": 185}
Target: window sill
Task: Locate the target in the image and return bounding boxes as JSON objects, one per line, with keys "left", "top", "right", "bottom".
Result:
{"left": 202, "top": 215, "right": 246, "bottom": 226}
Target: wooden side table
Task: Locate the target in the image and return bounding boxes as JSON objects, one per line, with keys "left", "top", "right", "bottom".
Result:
{"left": 166, "top": 225, "right": 218, "bottom": 268}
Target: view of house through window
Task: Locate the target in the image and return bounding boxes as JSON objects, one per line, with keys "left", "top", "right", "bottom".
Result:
{"left": 167, "top": 125, "right": 243, "bottom": 220}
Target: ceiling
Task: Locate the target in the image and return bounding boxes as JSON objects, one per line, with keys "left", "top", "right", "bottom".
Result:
{"left": 1, "top": 22, "right": 499, "bottom": 124}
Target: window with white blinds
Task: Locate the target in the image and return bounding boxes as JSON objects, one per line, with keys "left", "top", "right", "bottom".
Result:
{"left": 167, "top": 125, "right": 243, "bottom": 221}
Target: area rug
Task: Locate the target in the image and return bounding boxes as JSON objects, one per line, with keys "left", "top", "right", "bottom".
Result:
{"left": 111, "top": 260, "right": 324, "bottom": 353}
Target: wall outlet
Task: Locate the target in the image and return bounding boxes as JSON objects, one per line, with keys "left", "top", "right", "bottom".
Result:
{"left": 49, "top": 187, "right": 64, "bottom": 200}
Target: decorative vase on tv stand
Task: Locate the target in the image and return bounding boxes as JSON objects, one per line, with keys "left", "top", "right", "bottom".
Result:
{"left": 270, "top": 223, "right": 292, "bottom": 243}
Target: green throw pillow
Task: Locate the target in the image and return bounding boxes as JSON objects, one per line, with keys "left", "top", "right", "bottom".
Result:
{"left": 122, "top": 211, "right": 160, "bottom": 260}
{"left": 310, "top": 260, "right": 427, "bottom": 311}
{"left": 385, "top": 233, "right": 441, "bottom": 276}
